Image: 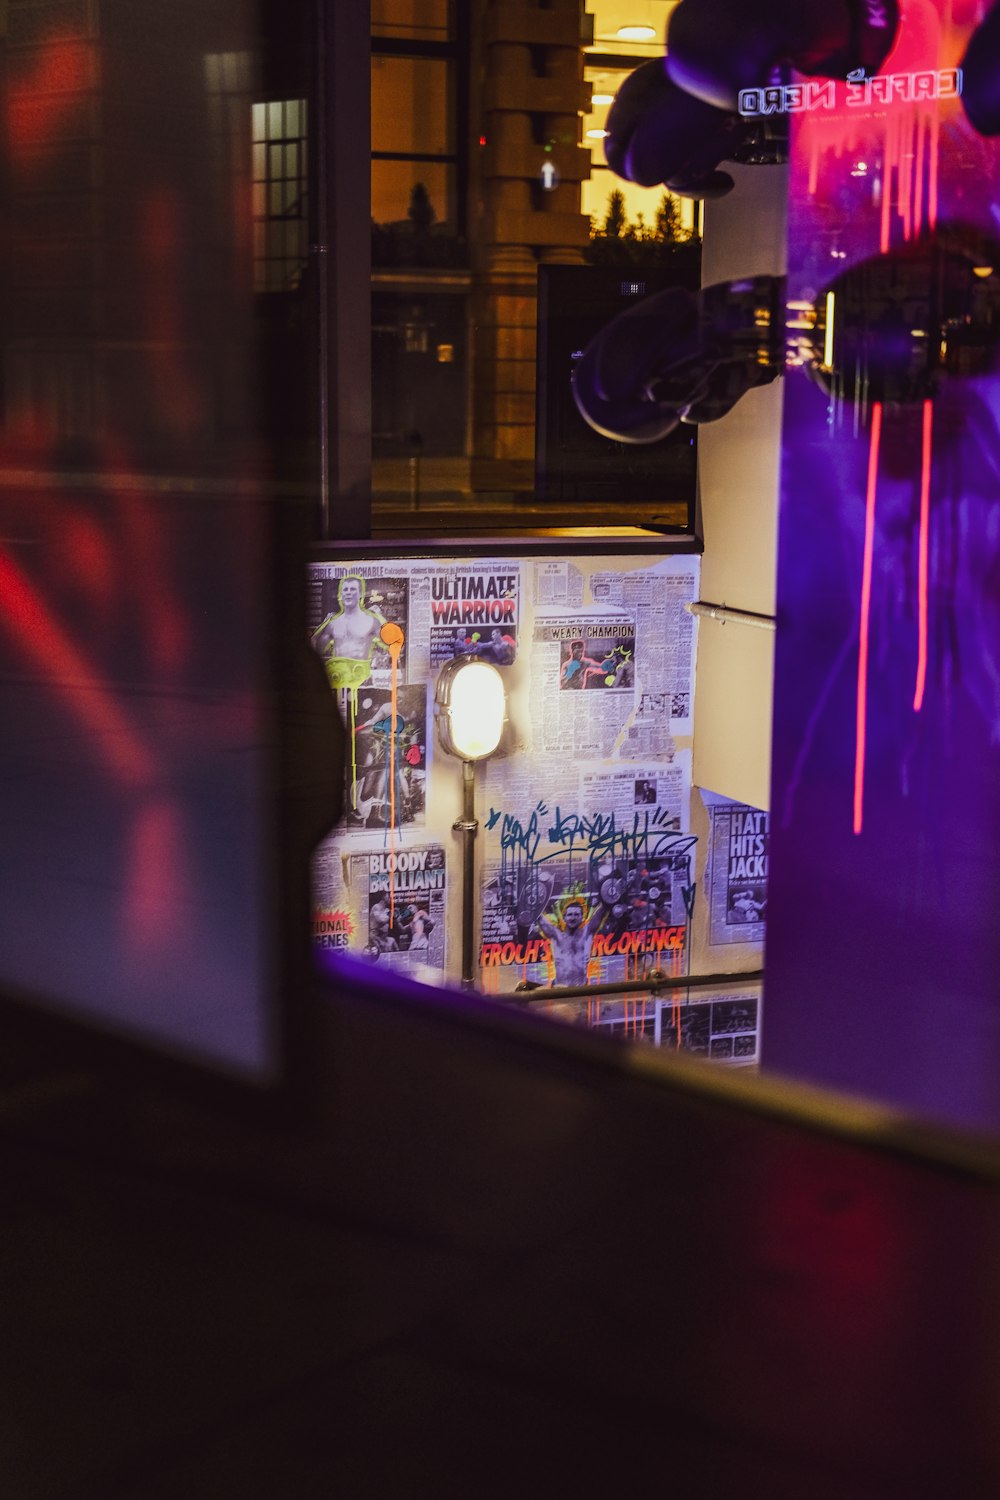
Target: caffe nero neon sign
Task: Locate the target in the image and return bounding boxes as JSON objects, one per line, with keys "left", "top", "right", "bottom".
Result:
{"left": 738, "top": 67, "right": 963, "bottom": 118}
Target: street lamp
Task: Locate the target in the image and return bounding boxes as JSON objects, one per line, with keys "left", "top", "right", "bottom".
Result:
{"left": 435, "top": 656, "right": 508, "bottom": 988}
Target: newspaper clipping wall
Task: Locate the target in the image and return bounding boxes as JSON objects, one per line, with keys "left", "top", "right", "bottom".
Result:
{"left": 308, "top": 551, "right": 703, "bottom": 1028}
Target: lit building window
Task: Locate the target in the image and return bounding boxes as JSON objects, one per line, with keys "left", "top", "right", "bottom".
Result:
{"left": 251, "top": 99, "right": 309, "bottom": 293}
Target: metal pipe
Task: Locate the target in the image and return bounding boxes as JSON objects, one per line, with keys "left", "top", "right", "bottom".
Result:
{"left": 454, "top": 759, "right": 478, "bottom": 989}
{"left": 686, "top": 600, "right": 776, "bottom": 632}
{"left": 513, "top": 967, "right": 764, "bottom": 1004}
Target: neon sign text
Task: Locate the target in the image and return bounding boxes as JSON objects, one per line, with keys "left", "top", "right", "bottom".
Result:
{"left": 738, "top": 68, "right": 962, "bottom": 117}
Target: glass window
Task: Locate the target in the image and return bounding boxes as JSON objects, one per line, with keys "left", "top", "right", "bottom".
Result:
{"left": 371, "top": 55, "right": 450, "bottom": 157}
{"left": 252, "top": 98, "right": 309, "bottom": 293}
{"left": 372, "top": 159, "right": 453, "bottom": 233}
{"left": 581, "top": 64, "right": 699, "bottom": 237}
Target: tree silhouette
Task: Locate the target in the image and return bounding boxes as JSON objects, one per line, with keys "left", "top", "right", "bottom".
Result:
{"left": 604, "top": 188, "right": 627, "bottom": 239}
{"left": 587, "top": 187, "right": 699, "bottom": 267}
{"left": 408, "top": 181, "right": 436, "bottom": 235}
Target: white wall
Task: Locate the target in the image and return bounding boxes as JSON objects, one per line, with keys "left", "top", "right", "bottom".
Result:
{"left": 692, "top": 163, "right": 788, "bottom": 811}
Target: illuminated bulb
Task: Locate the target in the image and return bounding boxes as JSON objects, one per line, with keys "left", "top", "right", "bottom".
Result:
{"left": 591, "top": 91, "right": 615, "bottom": 105}
{"left": 616, "top": 24, "right": 656, "bottom": 40}
{"left": 586, "top": 128, "right": 609, "bottom": 139}
{"left": 973, "top": 265, "right": 994, "bottom": 278}
{"left": 436, "top": 658, "right": 507, "bottom": 761}
{"left": 447, "top": 662, "right": 505, "bottom": 759}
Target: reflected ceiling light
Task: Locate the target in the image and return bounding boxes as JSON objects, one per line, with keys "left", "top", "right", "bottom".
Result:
{"left": 616, "top": 23, "right": 656, "bottom": 40}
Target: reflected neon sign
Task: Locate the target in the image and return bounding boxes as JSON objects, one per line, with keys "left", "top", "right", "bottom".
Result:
{"left": 738, "top": 68, "right": 962, "bottom": 117}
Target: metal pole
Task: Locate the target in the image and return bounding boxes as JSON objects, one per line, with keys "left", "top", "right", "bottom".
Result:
{"left": 454, "top": 759, "right": 478, "bottom": 988}
{"left": 685, "top": 600, "right": 777, "bottom": 632}
{"left": 513, "top": 967, "right": 765, "bottom": 1004}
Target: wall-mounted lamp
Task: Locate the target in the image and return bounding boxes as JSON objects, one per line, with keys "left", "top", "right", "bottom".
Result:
{"left": 436, "top": 657, "right": 506, "bottom": 762}
{"left": 435, "top": 657, "right": 508, "bottom": 987}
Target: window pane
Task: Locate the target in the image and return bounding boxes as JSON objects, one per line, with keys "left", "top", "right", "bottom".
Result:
{"left": 371, "top": 162, "right": 462, "bottom": 268}
{"left": 372, "top": 158, "right": 453, "bottom": 230}
{"left": 371, "top": 55, "right": 450, "bottom": 156}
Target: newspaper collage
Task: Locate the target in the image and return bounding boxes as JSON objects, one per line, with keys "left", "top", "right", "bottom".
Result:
{"left": 307, "top": 549, "right": 761, "bottom": 1060}
{"left": 306, "top": 557, "right": 523, "bottom": 978}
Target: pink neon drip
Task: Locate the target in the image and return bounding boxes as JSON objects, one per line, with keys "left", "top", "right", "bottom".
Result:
{"left": 901, "top": 113, "right": 913, "bottom": 241}
{"left": 913, "top": 400, "right": 933, "bottom": 711}
{"left": 854, "top": 403, "right": 883, "bottom": 836}
{"left": 880, "top": 117, "right": 894, "bottom": 253}
{"left": 928, "top": 109, "right": 939, "bottom": 229}
{"left": 913, "top": 111, "right": 926, "bottom": 238}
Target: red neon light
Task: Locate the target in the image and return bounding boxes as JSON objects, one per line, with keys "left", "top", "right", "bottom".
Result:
{"left": 0, "top": 547, "right": 155, "bottom": 788}
{"left": 913, "top": 399, "right": 933, "bottom": 711}
{"left": 854, "top": 402, "right": 883, "bottom": 836}
{"left": 7, "top": 38, "right": 92, "bottom": 154}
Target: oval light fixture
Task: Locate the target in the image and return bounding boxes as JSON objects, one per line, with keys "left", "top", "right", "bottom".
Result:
{"left": 616, "top": 23, "right": 656, "bottom": 40}
{"left": 435, "top": 657, "right": 507, "bottom": 762}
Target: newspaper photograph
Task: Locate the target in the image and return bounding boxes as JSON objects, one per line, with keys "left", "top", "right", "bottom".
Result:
{"left": 405, "top": 560, "right": 521, "bottom": 677}
{"left": 553, "top": 623, "right": 636, "bottom": 691}
{"left": 708, "top": 803, "right": 769, "bottom": 945}
{"left": 308, "top": 566, "right": 410, "bottom": 688}
{"left": 480, "top": 846, "right": 693, "bottom": 993}
{"left": 350, "top": 845, "right": 447, "bottom": 972}
{"left": 530, "top": 610, "right": 638, "bottom": 757}
{"left": 591, "top": 563, "right": 697, "bottom": 734}
{"left": 341, "top": 683, "right": 428, "bottom": 832}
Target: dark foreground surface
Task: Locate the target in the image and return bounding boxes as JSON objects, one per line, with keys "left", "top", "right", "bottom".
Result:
{"left": 3, "top": 960, "right": 1000, "bottom": 1498}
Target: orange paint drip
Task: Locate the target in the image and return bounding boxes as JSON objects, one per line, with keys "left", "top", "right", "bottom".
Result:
{"left": 349, "top": 687, "right": 359, "bottom": 808}
{"left": 914, "top": 399, "right": 934, "bottom": 712}
{"left": 380, "top": 622, "right": 405, "bottom": 923}
{"left": 854, "top": 402, "right": 883, "bottom": 835}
